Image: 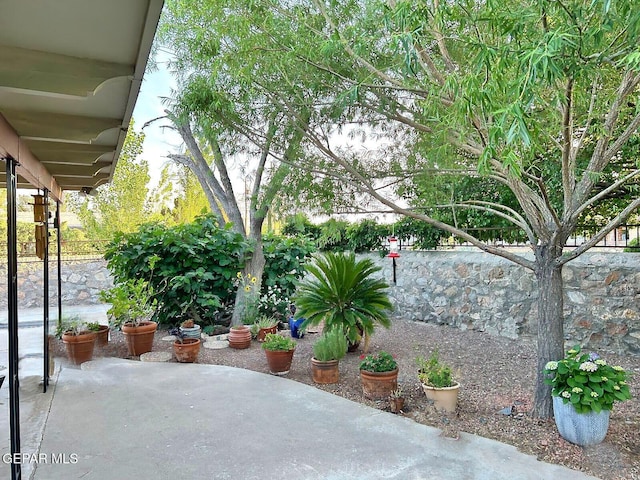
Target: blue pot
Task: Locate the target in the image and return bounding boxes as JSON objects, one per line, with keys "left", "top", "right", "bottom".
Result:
{"left": 289, "top": 316, "right": 305, "bottom": 339}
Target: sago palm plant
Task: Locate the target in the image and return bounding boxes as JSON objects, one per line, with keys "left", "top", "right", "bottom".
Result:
{"left": 293, "top": 252, "right": 392, "bottom": 352}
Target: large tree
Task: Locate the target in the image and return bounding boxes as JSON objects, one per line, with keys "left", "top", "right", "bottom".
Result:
{"left": 164, "top": 0, "right": 640, "bottom": 417}
{"left": 159, "top": 1, "right": 321, "bottom": 324}
{"left": 309, "top": 0, "right": 640, "bottom": 418}
{"left": 69, "top": 122, "right": 156, "bottom": 239}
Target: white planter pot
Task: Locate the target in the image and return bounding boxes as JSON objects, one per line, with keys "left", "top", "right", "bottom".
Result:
{"left": 552, "top": 396, "right": 610, "bottom": 446}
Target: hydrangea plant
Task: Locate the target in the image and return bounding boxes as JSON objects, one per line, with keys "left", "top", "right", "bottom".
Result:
{"left": 543, "top": 345, "right": 631, "bottom": 414}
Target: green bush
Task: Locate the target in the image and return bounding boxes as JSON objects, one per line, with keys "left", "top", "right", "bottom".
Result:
{"left": 624, "top": 237, "right": 640, "bottom": 252}
{"left": 346, "top": 219, "right": 390, "bottom": 253}
{"left": 416, "top": 350, "right": 454, "bottom": 388}
{"left": 393, "top": 216, "right": 443, "bottom": 250}
{"left": 104, "top": 214, "right": 247, "bottom": 325}
{"left": 260, "top": 234, "right": 315, "bottom": 320}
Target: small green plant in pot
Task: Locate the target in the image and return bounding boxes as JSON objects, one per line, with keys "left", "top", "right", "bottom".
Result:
{"left": 293, "top": 252, "right": 392, "bottom": 353}
{"left": 358, "top": 351, "right": 398, "bottom": 400}
{"left": 311, "top": 329, "right": 348, "bottom": 384}
{"left": 99, "top": 278, "right": 157, "bottom": 356}
{"left": 56, "top": 315, "right": 100, "bottom": 365}
{"left": 255, "top": 315, "right": 278, "bottom": 342}
{"left": 417, "top": 350, "right": 460, "bottom": 413}
{"left": 262, "top": 333, "right": 296, "bottom": 375}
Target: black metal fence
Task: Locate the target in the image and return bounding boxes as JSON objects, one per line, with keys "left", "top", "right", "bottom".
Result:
{"left": 1, "top": 224, "right": 638, "bottom": 261}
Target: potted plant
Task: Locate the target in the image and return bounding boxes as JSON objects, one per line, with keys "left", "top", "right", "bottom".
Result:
{"left": 543, "top": 345, "right": 631, "bottom": 446}
{"left": 389, "top": 387, "right": 405, "bottom": 413}
{"left": 169, "top": 327, "right": 201, "bottom": 363}
{"left": 262, "top": 333, "right": 296, "bottom": 375}
{"left": 56, "top": 316, "right": 100, "bottom": 365}
{"left": 358, "top": 351, "right": 398, "bottom": 400}
{"left": 293, "top": 252, "right": 392, "bottom": 353}
{"left": 417, "top": 350, "right": 460, "bottom": 413}
{"left": 255, "top": 316, "right": 278, "bottom": 342}
{"left": 179, "top": 319, "right": 201, "bottom": 341}
{"left": 311, "top": 328, "right": 348, "bottom": 384}
{"left": 99, "top": 278, "right": 157, "bottom": 356}
{"left": 87, "top": 321, "right": 110, "bottom": 346}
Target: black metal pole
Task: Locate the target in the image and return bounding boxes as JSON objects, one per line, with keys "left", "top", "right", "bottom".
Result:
{"left": 392, "top": 257, "right": 397, "bottom": 284}
{"left": 56, "top": 201, "right": 62, "bottom": 334}
{"left": 5, "top": 154, "right": 22, "bottom": 480}
{"left": 43, "top": 189, "right": 50, "bottom": 391}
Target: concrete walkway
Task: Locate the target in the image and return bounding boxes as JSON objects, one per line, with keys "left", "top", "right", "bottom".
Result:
{"left": 1, "top": 306, "right": 599, "bottom": 479}
{"left": 1, "top": 358, "right": 595, "bottom": 480}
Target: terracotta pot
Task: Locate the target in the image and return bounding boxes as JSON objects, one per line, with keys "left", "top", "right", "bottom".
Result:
{"left": 62, "top": 331, "right": 97, "bottom": 365}
{"left": 421, "top": 382, "right": 460, "bottom": 413}
{"left": 95, "top": 325, "right": 109, "bottom": 346}
{"left": 360, "top": 368, "right": 398, "bottom": 400}
{"left": 264, "top": 348, "right": 295, "bottom": 375}
{"left": 121, "top": 321, "right": 158, "bottom": 356}
{"left": 257, "top": 325, "right": 278, "bottom": 342}
{"left": 311, "top": 358, "right": 340, "bottom": 384}
{"left": 228, "top": 325, "right": 252, "bottom": 349}
{"left": 389, "top": 396, "right": 405, "bottom": 413}
{"left": 173, "top": 338, "right": 201, "bottom": 363}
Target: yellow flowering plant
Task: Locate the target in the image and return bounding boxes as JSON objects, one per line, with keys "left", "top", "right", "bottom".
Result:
{"left": 235, "top": 272, "right": 259, "bottom": 324}
{"left": 544, "top": 345, "right": 631, "bottom": 414}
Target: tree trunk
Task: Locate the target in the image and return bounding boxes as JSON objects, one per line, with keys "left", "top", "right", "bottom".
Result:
{"left": 532, "top": 245, "right": 566, "bottom": 418}
{"left": 230, "top": 223, "right": 266, "bottom": 326}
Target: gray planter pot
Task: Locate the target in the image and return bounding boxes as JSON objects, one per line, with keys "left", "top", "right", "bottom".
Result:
{"left": 179, "top": 325, "right": 201, "bottom": 340}
{"left": 552, "top": 396, "right": 610, "bottom": 446}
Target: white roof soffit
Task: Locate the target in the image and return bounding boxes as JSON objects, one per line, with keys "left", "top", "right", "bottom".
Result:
{"left": 0, "top": 0, "right": 164, "bottom": 201}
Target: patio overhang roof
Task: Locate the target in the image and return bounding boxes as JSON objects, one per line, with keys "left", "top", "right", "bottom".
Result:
{"left": 0, "top": 0, "right": 164, "bottom": 202}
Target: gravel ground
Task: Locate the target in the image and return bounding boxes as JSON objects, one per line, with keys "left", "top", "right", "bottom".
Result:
{"left": 53, "top": 319, "right": 640, "bottom": 480}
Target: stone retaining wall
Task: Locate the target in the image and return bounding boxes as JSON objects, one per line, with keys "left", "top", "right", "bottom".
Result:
{"left": 367, "top": 251, "right": 639, "bottom": 355}
{"left": 1, "top": 251, "right": 638, "bottom": 355}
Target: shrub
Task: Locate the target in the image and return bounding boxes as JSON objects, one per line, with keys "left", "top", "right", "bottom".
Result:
{"left": 262, "top": 333, "right": 296, "bottom": 351}
{"left": 313, "top": 329, "right": 348, "bottom": 362}
{"left": 104, "top": 214, "right": 247, "bottom": 325}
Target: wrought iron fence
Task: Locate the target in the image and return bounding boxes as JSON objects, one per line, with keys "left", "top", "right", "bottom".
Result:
{"left": 1, "top": 224, "right": 638, "bottom": 261}
{"left": 388, "top": 224, "right": 640, "bottom": 251}
{"left": 0, "top": 239, "right": 111, "bottom": 262}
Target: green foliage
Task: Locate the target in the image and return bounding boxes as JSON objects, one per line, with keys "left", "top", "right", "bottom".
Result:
{"left": 624, "top": 237, "right": 640, "bottom": 252}
{"left": 312, "top": 329, "right": 348, "bottom": 362}
{"left": 346, "top": 220, "right": 390, "bottom": 253}
{"left": 294, "top": 252, "right": 392, "bottom": 345}
{"left": 544, "top": 345, "right": 632, "bottom": 414}
{"left": 68, "top": 121, "right": 152, "bottom": 240}
{"left": 103, "top": 214, "right": 248, "bottom": 325}
{"left": 261, "top": 333, "right": 296, "bottom": 352}
{"left": 99, "top": 278, "right": 156, "bottom": 328}
{"left": 359, "top": 351, "right": 398, "bottom": 373}
{"left": 260, "top": 234, "right": 315, "bottom": 319}
{"left": 393, "top": 217, "right": 443, "bottom": 250}
{"left": 417, "top": 351, "right": 454, "bottom": 388}
{"left": 54, "top": 314, "right": 83, "bottom": 338}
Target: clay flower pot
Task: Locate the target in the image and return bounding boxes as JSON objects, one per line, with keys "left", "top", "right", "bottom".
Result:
{"left": 257, "top": 325, "right": 278, "bottom": 342}
{"left": 311, "top": 358, "right": 340, "bottom": 384}
{"left": 228, "top": 325, "right": 252, "bottom": 349}
{"left": 121, "top": 321, "right": 157, "bottom": 356}
{"left": 62, "top": 331, "right": 97, "bottom": 365}
{"left": 264, "top": 349, "right": 295, "bottom": 375}
{"left": 359, "top": 368, "right": 398, "bottom": 400}
{"left": 95, "top": 325, "right": 110, "bottom": 346}
{"left": 173, "top": 338, "right": 201, "bottom": 363}
{"left": 389, "top": 396, "right": 405, "bottom": 413}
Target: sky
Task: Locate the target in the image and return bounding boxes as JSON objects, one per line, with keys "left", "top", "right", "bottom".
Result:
{"left": 131, "top": 59, "right": 182, "bottom": 186}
